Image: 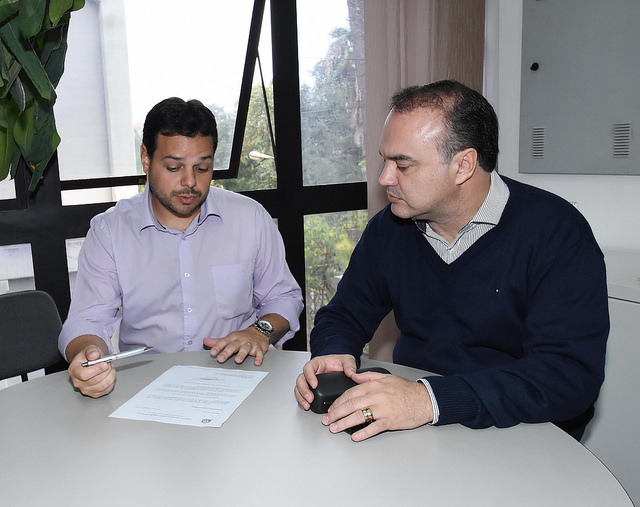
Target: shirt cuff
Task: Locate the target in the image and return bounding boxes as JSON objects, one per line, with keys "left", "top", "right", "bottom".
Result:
{"left": 418, "top": 378, "right": 440, "bottom": 425}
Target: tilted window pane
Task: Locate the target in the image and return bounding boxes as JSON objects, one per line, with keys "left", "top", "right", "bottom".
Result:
{"left": 55, "top": 0, "right": 272, "bottom": 203}
{"left": 214, "top": 78, "right": 277, "bottom": 192}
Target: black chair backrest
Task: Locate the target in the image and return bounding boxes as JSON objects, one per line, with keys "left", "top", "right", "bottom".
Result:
{"left": 0, "top": 290, "right": 64, "bottom": 382}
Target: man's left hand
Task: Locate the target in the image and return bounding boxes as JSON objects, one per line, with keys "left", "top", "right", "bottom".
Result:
{"left": 204, "top": 327, "right": 270, "bottom": 366}
{"left": 322, "top": 371, "right": 434, "bottom": 441}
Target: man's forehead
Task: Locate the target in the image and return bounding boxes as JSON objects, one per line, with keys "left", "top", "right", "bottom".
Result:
{"left": 157, "top": 133, "right": 213, "bottom": 144}
{"left": 156, "top": 134, "right": 214, "bottom": 152}
{"left": 383, "top": 109, "right": 444, "bottom": 142}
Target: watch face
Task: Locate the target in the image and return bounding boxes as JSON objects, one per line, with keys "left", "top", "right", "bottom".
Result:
{"left": 258, "top": 320, "right": 274, "bottom": 333}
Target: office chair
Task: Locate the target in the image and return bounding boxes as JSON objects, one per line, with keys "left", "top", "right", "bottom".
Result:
{"left": 0, "top": 290, "right": 65, "bottom": 382}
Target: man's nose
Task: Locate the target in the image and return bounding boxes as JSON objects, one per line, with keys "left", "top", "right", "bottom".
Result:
{"left": 181, "top": 168, "right": 197, "bottom": 187}
{"left": 379, "top": 162, "right": 396, "bottom": 186}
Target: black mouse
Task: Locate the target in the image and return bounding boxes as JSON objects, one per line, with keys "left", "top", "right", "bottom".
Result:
{"left": 309, "top": 366, "right": 391, "bottom": 414}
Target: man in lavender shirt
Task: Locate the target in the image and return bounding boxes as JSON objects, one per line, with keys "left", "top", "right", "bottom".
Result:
{"left": 59, "top": 97, "right": 303, "bottom": 398}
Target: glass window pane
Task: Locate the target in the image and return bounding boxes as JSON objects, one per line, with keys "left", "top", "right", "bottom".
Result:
{"left": 61, "top": 186, "right": 141, "bottom": 207}
{"left": 0, "top": 244, "right": 35, "bottom": 294}
{"left": 304, "top": 210, "right": 367, "bottom": 348}
{"left": 55, "top": 0, "right": 273, "bottom": 200}
{"left": 0, "top": 178, "right": 16, "bottom": 201}
{"left": 298, "top": 0, "right": 366, "bottom": 186}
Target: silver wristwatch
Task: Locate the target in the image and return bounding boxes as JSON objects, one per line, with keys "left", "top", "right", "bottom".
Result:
{"left": 253, "top": 318, "right": 276, "bottom": 345}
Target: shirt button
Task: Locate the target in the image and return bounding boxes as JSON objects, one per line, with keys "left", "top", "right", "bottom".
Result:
{"left": 186, "top": 307, "right": 193, "bottom": 313}
{"left": 184, "top": 272, "right": 190, "bottom": 278}
{"left": 187, "top": 340, "right": 193, "bottom": 345}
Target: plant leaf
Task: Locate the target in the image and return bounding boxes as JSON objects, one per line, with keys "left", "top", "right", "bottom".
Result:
{"left": 0, "top": 119, "right": 15, "bottom": 180}
{"left": 1, "top": 48, "right": 23, "bottom": 100}
{"left": 48, "top": 0, "right": 73, "bottom": 26}
{"left": 27, "top": 117, "right": 59, "bottom": 191}
{"left": 36, "top": 21, "right": 58, "bottom": 64}
{"left": 32, "top": 95, "right": 53, "bottom": 131}
{"left": 26, "top": 102, "right": 56, "bottom": 161}
{"left": 17, "top": 105, "right": 58, "bottom": 191}
{"left": 9, "top": 72, "right": 25, "bottom": 110}
{"left": 18, "top": 0, "right": 47, "bottom": 38}
{"left": 71, "top": 0, "right": 85, "bottom": 13}
{"left": 27, "top": 155, "right": 47, "bottom": 190}
{"left": 0, "top": 16, "right": 52, "bottom": 101}
{"left": 13, "top": 98, "right": 34, "bottom": 151}
{"left": 0, "top": 97, "right": 18, "bottom": 180}
{"left": 42, "top": 23, "right": 68, "bottom": 85}
{"left": 0, "top": 0, "right": 19, "bottom": 25}
{"left": 9, "top": 140, "right": 20, "bottom": 177}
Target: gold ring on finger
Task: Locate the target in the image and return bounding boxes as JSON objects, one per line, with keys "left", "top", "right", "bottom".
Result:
{"left": 362, "top": 407, "right": 374, "bottom": 423}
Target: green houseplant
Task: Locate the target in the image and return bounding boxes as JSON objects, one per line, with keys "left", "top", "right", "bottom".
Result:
{"left": 0, "top": 0, "right": 84, "bottom": 192}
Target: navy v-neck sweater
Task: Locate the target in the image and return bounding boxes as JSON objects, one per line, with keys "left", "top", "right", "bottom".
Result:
{"left": 311, "top": 177, "right": 609, "bottom": 438}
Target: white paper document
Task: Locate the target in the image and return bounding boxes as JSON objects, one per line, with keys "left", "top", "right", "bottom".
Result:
{"left": 109, "top": 365, "right": 268, "bottom": 427}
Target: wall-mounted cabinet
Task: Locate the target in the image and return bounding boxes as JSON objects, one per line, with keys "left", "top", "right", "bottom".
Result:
{"left": 519, "top": 0, "right": 640, "bottom": 175}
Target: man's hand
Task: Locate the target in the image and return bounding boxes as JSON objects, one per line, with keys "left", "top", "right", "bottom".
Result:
{"left": 204, "top": 314, "right": 290, "bottom": 366}
{"left": 204, "top": 327, "right": 271, "bottom": 366}
{"left": 294, "top": 354, "right": 358, "bottom": 410}
{"left": 321, "top": 372, "right": 434, "bottom": 441}
{"left": 67, "top": 344, "right": 116, "bottom": 398}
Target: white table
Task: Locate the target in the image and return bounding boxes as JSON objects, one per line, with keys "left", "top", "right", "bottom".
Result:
{"left": 0, "top": 350, "right": 632, "bottom": 506}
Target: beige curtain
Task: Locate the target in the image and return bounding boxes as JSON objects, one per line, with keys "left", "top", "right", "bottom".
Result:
{"left": 363, "top": 0, "right": 486, "bottom": 361}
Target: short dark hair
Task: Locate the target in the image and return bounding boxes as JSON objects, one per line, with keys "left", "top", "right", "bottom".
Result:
{"left": 142, "top": 97, "right": 218, "bottom": 158}
{"left": 390, "top": 80, "right": 499, "bottom": 172}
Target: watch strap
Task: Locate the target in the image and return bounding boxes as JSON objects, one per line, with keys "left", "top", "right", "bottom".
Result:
{"left": 253, "top": 319, "right": 277, "bottom": 345}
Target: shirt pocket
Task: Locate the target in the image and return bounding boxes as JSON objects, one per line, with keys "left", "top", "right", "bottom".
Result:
{"left": 211, "top": 263, "right": 253, "bottom": 318}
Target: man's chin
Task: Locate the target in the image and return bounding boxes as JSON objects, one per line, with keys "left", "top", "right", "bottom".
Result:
{"left": 172, "top": 204, "right": 202, "bottom": 218}
{"left": 389, "top": 202, "right": 410, "bottom": 219}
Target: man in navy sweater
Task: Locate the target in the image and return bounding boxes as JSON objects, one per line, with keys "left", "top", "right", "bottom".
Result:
{"left": 294, "top": 80, "right": 609, "bottom": 442}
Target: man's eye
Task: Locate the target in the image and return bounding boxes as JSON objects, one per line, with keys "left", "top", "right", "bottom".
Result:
{"left": 196, "top": 166, "right": 211, "bottom": 173}
{"left": 167, "top": 167, "right": 179, "bottom": 172}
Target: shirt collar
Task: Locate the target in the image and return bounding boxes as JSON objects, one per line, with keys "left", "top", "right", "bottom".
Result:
{"left": 470, "top": 171, "right": 510, "bottom": 226}
{"left": 139, "top": 186, "right": 221, "bottom": 233}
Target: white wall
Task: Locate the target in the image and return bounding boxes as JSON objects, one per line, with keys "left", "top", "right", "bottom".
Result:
{"left": 485, "top": 0, "right": 640, "bottom": 253}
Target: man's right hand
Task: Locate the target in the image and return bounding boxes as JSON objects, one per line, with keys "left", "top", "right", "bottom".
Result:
{"left": 294, "top": 354, "right": 358, "bottom": 410}
{"left": 67, "top": 344, "right": 116, "bottom": 398}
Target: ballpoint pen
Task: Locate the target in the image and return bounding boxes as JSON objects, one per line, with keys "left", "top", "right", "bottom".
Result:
{"left": 81, "top": 346, "right": 154, "bottom": 367}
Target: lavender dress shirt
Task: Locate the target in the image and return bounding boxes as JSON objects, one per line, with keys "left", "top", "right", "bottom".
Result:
{"left": 58, "top": 186, "right": 303, "bottom": 356}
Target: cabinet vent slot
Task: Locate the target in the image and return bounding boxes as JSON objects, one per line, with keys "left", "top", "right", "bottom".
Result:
{"left": 531, "top": 127, "right": 545, "bottom": 159}
{"left": 613, "top": 123, "right": 632, "bottom": 158}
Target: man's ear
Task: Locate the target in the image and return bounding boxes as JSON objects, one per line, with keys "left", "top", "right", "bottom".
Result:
{"left": 141, "top": 144, "right": 151, "bottom": 175}
{"left": 453, "top": 148, "right": 478, "bottom": 185}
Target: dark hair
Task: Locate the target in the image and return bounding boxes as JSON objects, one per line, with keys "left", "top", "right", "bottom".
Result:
{"left": 390, "top": 80, "right": 499, "bottom": 172}
{"left": 142, "top": 97, "right": 218, "bottom": 158}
